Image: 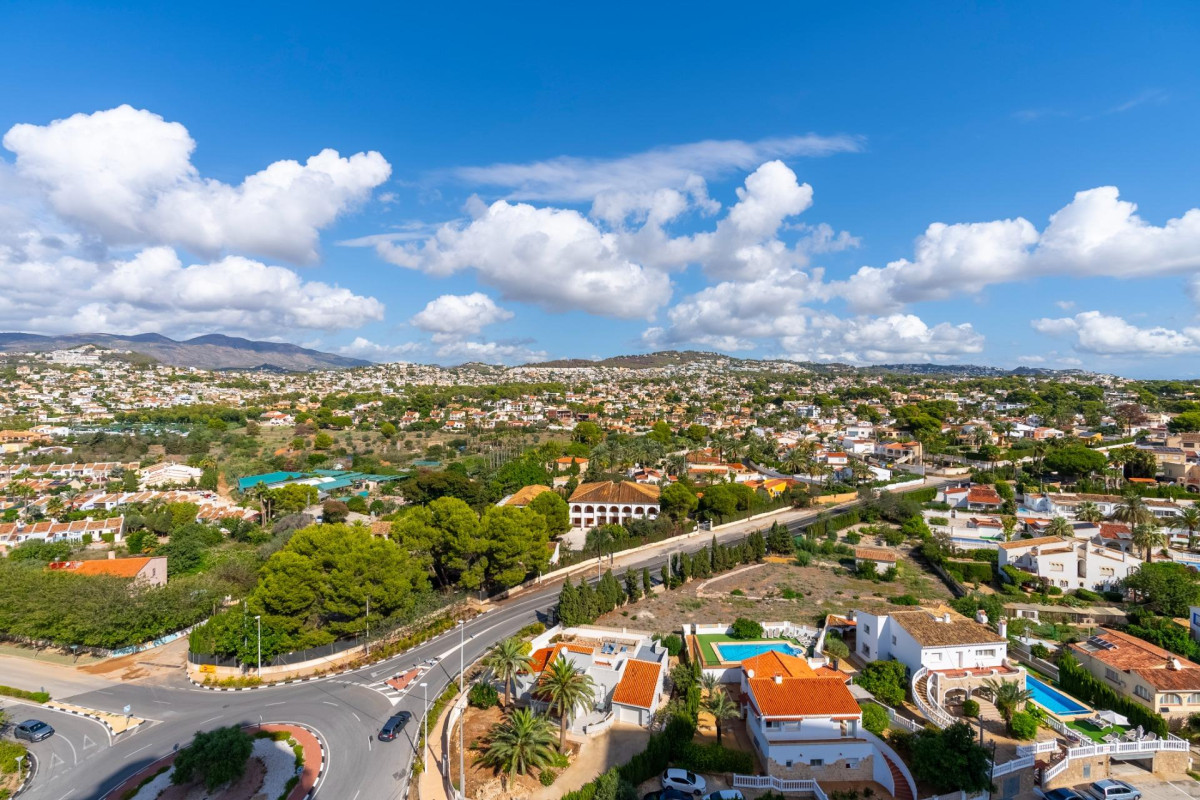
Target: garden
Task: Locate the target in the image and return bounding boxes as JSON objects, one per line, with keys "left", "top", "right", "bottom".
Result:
{"left": 112, "top": 724, "right": 317, "bottom": 800}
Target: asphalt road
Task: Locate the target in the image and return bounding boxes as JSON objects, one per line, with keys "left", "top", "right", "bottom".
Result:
{"left": 11, "top": 479, "right": 950, "bottom": 800}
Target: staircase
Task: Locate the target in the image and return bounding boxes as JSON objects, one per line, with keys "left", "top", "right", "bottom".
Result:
{"left": 883, "top": 753, "right": 915, "bottom": 800}
{"left": 910, "top": 667, "right": 954, "bottom": 728}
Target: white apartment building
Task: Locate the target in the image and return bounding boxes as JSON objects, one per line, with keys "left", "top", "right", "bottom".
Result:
{"left": 998, "top": 536, "right": 1141, "bottom": 592}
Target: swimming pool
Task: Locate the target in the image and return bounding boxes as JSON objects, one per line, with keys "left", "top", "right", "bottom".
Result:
{"left": 711, "top": 641, "right": 805, "bottom": 662}
{"left": 1027, "top": 675, "right": 1089, "bottom": 716}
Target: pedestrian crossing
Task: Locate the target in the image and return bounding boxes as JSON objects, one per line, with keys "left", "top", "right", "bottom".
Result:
{"left": 334, "top": 662, "right": 435, "bottom": 705}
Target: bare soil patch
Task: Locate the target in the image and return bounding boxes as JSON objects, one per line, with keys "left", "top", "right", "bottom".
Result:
{"left": 452, "top": 704, "right": 579, "bottom": 800}
{"left": 598, "top": 551, "right": 952, "bottom": 634}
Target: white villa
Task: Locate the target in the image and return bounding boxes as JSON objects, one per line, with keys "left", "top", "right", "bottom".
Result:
{"left": 998, "top": 536, "right": 1141, "bottom": 592}
{"left": 567, "top": 481, "right": 660, "bottom": 530}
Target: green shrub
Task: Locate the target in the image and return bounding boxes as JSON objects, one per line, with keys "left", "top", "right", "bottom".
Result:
{"left": 856, "top": 660, "right": 907, "bottom": 707}
{"left": 730, "top": 617, "right": 764, "bottom": 639}
{"left": 658, "top": 634, "right": 683, "bottom": 656}
{"left": 795, "top": 551, "right": 812, "bottom": 566}
{"left": 1074, "top": 587, "right": 1101, "bottom": 602}
{"left": 890, "top": 594, "right": 919, "bottom": 606}
{"left": 540, "top": 769, "right": 558, "bottom": 786}
{"left": 172, "top": 725, "right": 254, "bottom": 791}
{"left": 928, "top": 517, "right": 949, "bottom": 526}
{"left": 844, "top": 532, "right": 862, "bottom": 545}
{"left": 909, "top": 487, "right": 937, "bottom": 503}
{"left": 0, "top": 740, "right": 28, "bottom": 775}
{"left": 962, "top": 699, "right": 980, "bottom": 717}
{"left": 1009, "top": 711, "right": 1038, "bottom": 740}
{"left": 516, "top": 622, "right": 546, "bottom": 639}
{"left": 0, "top": 685, "right": 49, "bottom": 703}
{"left": 468, "top": 681, "right": 498, "bottom": 709}
{"left": 674, "top": 741, "right": 755, "bottom": 773}
{"left": 1031, "top": 643, "right": 1051, "bottom": 659}
{"left": 862, "top": 703, "right": 889, "bottom": 735}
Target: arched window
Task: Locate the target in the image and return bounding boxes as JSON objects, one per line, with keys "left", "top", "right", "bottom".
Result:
{"left": 1163, "top": 693, "right": 1183, "bottom": 705}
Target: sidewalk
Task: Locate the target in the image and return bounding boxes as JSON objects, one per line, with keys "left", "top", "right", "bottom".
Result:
{"left": 419, "top": 691, "right": 459, "bottom": 800}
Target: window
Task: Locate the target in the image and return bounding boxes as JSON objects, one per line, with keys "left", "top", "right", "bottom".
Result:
{"left": 928, "top": 651, "right": 942, "bottom": 661}
{"left": 1105, "top": 668, "right": 1119, "bottom": 682}
{"left": 864, "top": 624, "right": 870, "bottom": 635}
{"left": 785, "top": 760, "right": 793, "bottom": 768}
{"left": 863, "top": 644, "right": 871, "bottom": 657}
{"left": 1164, "top": 693, "right": 1183, "bottom": 705}
{"left": 1189, "top": 693, "right": 1200, "bottom": 704}
{"left": 978, "top": 649, "right": 996, "bottom": 658}
{"left": 1050, "top": 562, "right": 1064, "bottom": 572}
{"left": 1100, "top": 567, "right": 1114, "bottom": 576}
{"left": 810, "top": 759, "right": 824, "bottom": 767}
{"left": 1135, "top": 685, "right": 1152, "bottom": 700}
{"left": 891, "top": 635, "right": 897, "bottom": 645}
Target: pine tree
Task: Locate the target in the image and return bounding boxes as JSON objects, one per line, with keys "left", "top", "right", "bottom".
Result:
{"left": 557, "top": 577, "right": 580, "bottom": 627}
{"left": 680, "top": 551, "right": 692, "bottom": 581}
{"left": 767, "top": 521, "right": 793, "bottom": 554}
{"left": 624, "top": 569, "right": 641, "bottom": 603}
{"left": 642, "top": 567, "right": 653, "bottom": 597}
{"left": 749, "top": 530, "right": 767, "bottom": 562}
{"left": 660, "top": 563, "right": 670, "bottom": 590}
{"left": 577, "top": 581, "right": 598, "bottom": 623}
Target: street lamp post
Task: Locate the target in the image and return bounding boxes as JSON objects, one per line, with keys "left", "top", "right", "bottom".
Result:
{"left": 255, "top": 615, "right": 262, "bottom": 677}
{"left": 420, "top": 681, "right": 429, "bottom": 779}
{"left": 458, "top": 619, "right": 465, "bottom": 800}
{"left": 15, "top": 754, "right": 24, "bottom": 786}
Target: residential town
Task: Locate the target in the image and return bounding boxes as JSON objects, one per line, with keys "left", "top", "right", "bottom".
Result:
{"left": 4, "top": 344, "right": 1200, "bottom": 800}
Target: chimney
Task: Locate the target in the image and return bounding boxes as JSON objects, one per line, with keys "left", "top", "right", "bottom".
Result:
{"left": 1170, "top": 658, "right": 1182, "bottom": 671}
{"left": 975, "top": 610, "right": 988, "bottom": 625}
{"left": 942, "top": 612, "right": 952, "bottom": 624}
{"left": 998, "top": 619, "right": 1008, "bottom": 639}
{"left": 747, "top": 669, "right": 755, "bottom": 679}
{"left": 774, "top": 674, "right": 783, "bottom": 684}
{"left": 108, "top": 551, "right": 116, "bottom": 559}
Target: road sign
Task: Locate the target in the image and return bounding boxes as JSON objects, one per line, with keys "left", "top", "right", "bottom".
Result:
{"left": 123, "top": 705, "right": 131, "bottom": 715}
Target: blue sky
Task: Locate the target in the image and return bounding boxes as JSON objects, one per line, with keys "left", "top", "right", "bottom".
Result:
{"left": 1, "top": 2, "right": 1199, "bottom": 376}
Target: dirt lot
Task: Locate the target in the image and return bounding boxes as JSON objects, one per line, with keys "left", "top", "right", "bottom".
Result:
{"left": 597, "top": 547, "right": 954, "bottom": 635}
{"left": 452, "top": 704, "right": 578, "bottom": 800}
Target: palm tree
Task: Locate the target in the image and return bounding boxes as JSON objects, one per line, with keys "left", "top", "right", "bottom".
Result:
{"left": 1131, "top": 522, "right": 1165, "bottom": 562}
{"left": 247, "top": 483, "right": 274, "bottom": 522}
{"left": 983, "top": 678, "right": 1032, "bottom": 729}
{"left": 537, "top": 655, "right": 597, "bottom": 750}
{"left": 1111, "top": 489, "right": 1154, "bottom": 528}
{"left": 1076, "top": 501, "right": 1104, "bottom": 525}
{"left": 484, "top": 637, "right": 533, "bottom": 708}
{"left": 705, "top": 688, "right": 741, "bottom": 746}
{"left": 1000, "top": 515, "right": 1017, "bottom": 543}
{"left": 1045, "top": 516, "right": 1073, "bottom": 539}
{"left": 1178, "top": 506, "right": 1200, "bottom": 552}
{"left": 849, "top": 460, "right": 874, "bottom": 486}
{"left": 477, "top": 707, "right": 557, "bottom": 790}
{"left": 584, "top": 526, "right": 614, "bottom": 564}
{"left": 699, "top": 671, "right": 719, "bottom": 698}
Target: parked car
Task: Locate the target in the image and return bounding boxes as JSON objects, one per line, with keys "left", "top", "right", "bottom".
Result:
{"left": 1086, "top": 779, "right": 1141, "bottom": 800}
{"left": 703, "top": 792, "right": 745, "bottom": 800}
{"left": 14, "top": 720, "right": 54, "bottom": 742}
{"left": 378, "top": 711, "right": 412, "bottom": 742}
{"left": 661, "top": 768, "right": 707, "bottom": 796}
{"left": 643, "top": 790, "right": 692, "bottom": 800}
{"left": 1044, "top": 790, "right": 1085, "bottom": 800}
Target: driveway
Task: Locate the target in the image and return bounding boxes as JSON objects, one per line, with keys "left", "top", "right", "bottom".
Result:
{"left": 1056, "top": 760, "right": 1200, "bottom": 799}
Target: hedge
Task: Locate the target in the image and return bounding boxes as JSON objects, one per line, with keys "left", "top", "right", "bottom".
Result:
{"left": 0, "top": 685, "right": 50, "bottom": 703}
{"left": 675, "top": 741, "right": 755, "bottom": 773}
{"left": 1058, "top": 651, "right": 1168, "bottom": 737}
{"left": 945, "top": 560, "right": 993, "bottom": 584}
{"left": 908, "top": 486, "right": 937, "bottom": 503}
{"left": 807, "top": 510, "right": 862, "bottom": 539}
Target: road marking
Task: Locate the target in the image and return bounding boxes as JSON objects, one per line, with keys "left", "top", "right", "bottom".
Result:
{"left": 198, "top": 715, "right": 222, "bottom": 725}
{"left": 352, "top": 792, "right": 360, "bottom": 800}
{"left": 62, "top": 734, "right": 78, "bottom": 765}
{"left": 81, "top": 734, "right": 97, "bottom": 751}
{"left": 95, "top": 690, "right": 113, "bottom": 695}
{"left": 322, "top": 701, "right": 338, "bottom": 707}
{"left": 152, "top": 699, "right": 170, "bottom": 704}
{"left": 55, "top": 791, "right": 75, "bottom": 800}
{"left": 122, "top": 743, "right": 153, "bottom": 759}
{"left": 351, "top": 712, "right": 360, "bottom": 722}
{"left": 265, "top": 701, "right": 285, "bottom": 707}
{"left": 48, "top": 752, "right": 66, "bottom": 771}
{"left": 367, "top": 734, "right": 372, "bottom": 751}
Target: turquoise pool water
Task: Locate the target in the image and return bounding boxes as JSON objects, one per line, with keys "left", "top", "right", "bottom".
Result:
{"left": 1027, "top": 675, "right": 1088, "bottom": 716}
{"left": 712, "top": 641, "right": 805, "bottom": 662}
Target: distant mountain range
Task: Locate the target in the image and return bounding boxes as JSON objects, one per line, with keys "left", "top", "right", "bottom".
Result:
{"left": 524, "top": 350, "right": 1088, "bottom": 377}
{"left": 0, "top": 332, "right": 369, "bottom": 371}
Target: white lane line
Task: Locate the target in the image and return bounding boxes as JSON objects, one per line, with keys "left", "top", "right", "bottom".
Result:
{"left": 351, "top": 711, "right": 360, "bottom": 722}
{"left": 62, "top": 734, "right": 79, "bottom": 765}
{"left": 122, "top": 743, "right": 153, "bottom": 760}
{"left": 94, "top": 690, "right": 113, "bottom": 695}
{"left": 352, "top": 791, "right": 360, "bottom": 800}
{"left": 198, "top": 715, "right": 222, "bottom": 725}
{"left": 55, "top": 791, "right": 75, "bottom": 800}
{"left": 152, "top": 700, "right": 170, "bottom": 705}
{"left": 322, "top": 701, "right": 338, "bottom": 707}
{"left": 265, "top": 701, "right": 285, "bottom": 707}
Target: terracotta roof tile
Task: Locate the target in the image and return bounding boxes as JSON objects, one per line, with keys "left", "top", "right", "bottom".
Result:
{"left": 568, "top": 481, "right": 661, "bottom": 505}
{"left": 854, "top": 546, "right": 898, "bottom": 562}
{"left": 612, "top": 659, "right": 661, "bottom": 709}
{"left": 51, "top": 557, "right": 154, "bottom": 578}
{"left": 740, "top": 650, "right": 815, "bottom": 679}
{"left": 748, "top": 675, "right": 860, "bottom": 718}
{"left": 889, "top": 609, "right": 1005, "bottom": 647}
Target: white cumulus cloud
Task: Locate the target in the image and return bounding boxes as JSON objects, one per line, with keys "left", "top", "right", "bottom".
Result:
{"left": 3, "top": 105, "right": 391, "bottom": 264}
{"left": 1032, "top": 310, "right": 1200, "bottom": 356}
{"left": 410, "top": 292, "right": 513, "bottom": 334}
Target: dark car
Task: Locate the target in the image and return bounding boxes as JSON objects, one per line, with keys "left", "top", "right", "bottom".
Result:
{"left": 378, "top": 711, "right": 412, "bottom": 742}
{"left": 1044, "top": 790, "right": 1085, "bottom": 800}
{"left": 643, "top": 790, "right": 692, "bottom": 800}
{"left": 14, "top": 720, "right": 54, "bottom": 742}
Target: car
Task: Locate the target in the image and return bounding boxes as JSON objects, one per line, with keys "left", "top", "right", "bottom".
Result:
{"left": 1086, "top": 779, "right": 1142, "bottom": 800}
{"left": 1044, "top": 790, "right": 1085, "bottom": 800}
{"left": 661, "top": 768, "right": 707, "bottom": 796}
{"left": 703, "top": 792, "right": 745, "bottom": 800}
{"left": 14, "top": 720, "right": 54, "bottom": 742}
{"left": 378, "top": 711, "right": 413, "bottom": 742}
{"left": 642, "top": 790, "right": 691, "bottom": 800}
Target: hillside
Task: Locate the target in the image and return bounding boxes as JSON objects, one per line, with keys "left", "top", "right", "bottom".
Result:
{"left": 0, "top": 332, "right": 369, "bottom": 371}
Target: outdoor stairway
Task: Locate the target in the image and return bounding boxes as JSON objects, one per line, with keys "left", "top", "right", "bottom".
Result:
{"left": 883, "top": 753, "right": 914, "bottom": 800}
{"left": 914, "top": 672, "right": 932, "bottom": 710}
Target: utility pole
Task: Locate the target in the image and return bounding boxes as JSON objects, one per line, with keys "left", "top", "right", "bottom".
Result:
{"left": 458, "top": 619, "right": 465, "bottom": 800}
{"left": 255, "top": 615, "right": 262, "bottom": 677}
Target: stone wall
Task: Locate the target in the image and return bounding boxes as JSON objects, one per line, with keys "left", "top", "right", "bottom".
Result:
{"left": 1044, "top": 755, "right": 1110, "bottom": 791}
{"left": 767, "top": 754, "right": 875, "bottom": 783}
{"left": 1153, "top": 749, "right": 1192, "bottom": 775}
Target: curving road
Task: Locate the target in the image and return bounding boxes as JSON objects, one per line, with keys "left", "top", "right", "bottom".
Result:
{"left": 12, "top": 479, "right": 949, "bottom": 800}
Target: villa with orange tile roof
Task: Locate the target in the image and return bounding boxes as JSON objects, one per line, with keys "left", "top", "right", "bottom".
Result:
{"left": 738, "top": 649, "right": 902, "bottom": 787}
{"left": 568, "top": 481, "right": 660, "bottom": 530}
{"left": 517, "top": 625, "right": 668, "bottom": 728}
{"left": 1070, "top": 627, "right": 1200, "bottom": 723}
{"left": 47, "top": 555, "right": 168, "bottom": 587}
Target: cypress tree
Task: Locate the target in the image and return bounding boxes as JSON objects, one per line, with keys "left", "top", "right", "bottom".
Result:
{"left": 642, "top": 567, "right": 653, "bottom": 597}
{"left": 660, "top": 563, "right": 670, "bottom": 590}
{"left": 624, "top": 569, "right": 641, "bottom": 603}
{"left": 557, "top": 576, "right": 579, "bottom": 627}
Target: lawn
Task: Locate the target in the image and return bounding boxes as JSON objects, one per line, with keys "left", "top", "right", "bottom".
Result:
{"left": 1066, "top": 719, "right": 1130, "bottom": 743}
{"left": 693, "top": 633, "right": 795, "bottom": 666}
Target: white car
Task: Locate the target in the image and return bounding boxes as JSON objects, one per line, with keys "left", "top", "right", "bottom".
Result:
{"left": 1086, "top": 780, "right": 1141, "bottom": 800}
{"left": 662, "top": 769, "right": 707, "bottom": 797}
